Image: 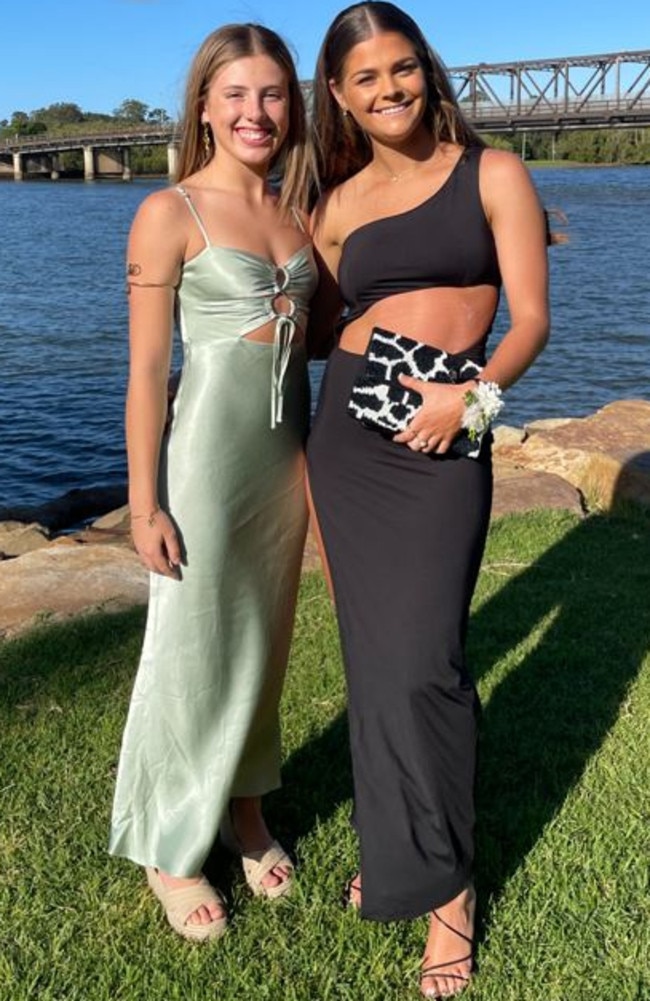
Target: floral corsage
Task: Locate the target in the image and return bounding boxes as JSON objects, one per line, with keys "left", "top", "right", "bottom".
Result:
{"left": 461, "top": 381, "right": 504, "bottom": 442}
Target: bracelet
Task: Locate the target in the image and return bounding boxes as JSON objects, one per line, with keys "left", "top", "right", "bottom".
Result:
{"left": 461, "top": 380, "right": 503, "bottom": 442}
{"left": 130, "top": 506, "right": 160, "bottom": 528}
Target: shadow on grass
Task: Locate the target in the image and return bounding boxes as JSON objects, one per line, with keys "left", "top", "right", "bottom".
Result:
{"left": 280, "top": 458, "right": 650, "bottom": 913}
{"left": 0, "top": 605, "right": 146, "bottom": 707}
{"left": 472, "top": 480, "right": 650, "bottom": 903}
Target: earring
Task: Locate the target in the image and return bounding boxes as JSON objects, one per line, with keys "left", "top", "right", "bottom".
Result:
{"left": 202, "top": 122, "right": 211, "bottom": 155}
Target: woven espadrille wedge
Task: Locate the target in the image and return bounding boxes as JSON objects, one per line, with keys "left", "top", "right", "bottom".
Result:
{"left": 146, "top": 868, "right": 228, "bottom": 942}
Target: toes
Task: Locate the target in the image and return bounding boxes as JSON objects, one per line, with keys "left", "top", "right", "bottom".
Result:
{"left": 261, "top": 864, "right": 291, "bottom": 889}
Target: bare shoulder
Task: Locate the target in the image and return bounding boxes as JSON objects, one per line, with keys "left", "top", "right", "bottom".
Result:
{"left": 131, "top": 186, "right": 187, "bottom": 238}
{"left": 311, "top": 172, "right": 366, "bottom": 248}
{"left": 479, "top": 147, "right": 539, "bottom": 193}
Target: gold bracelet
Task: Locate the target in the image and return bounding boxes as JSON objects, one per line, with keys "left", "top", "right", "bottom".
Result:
{"left": 130, "top": 506, "right": 160, "bottom": 528}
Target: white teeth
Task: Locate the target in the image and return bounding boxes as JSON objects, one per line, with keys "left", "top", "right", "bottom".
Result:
{"left": 377, "top": 104, "right": 408, "bottom": 115}
{"left": 238, "top": 129, "right": 269, "bottom": 140}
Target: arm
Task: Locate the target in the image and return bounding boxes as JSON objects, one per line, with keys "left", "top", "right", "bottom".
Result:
{"left": 478, "top": 148, "right": 550, "bottom": 389}
{"left": 396, "top": 150, "right": 550, "bottom": 452}
{"left": 125, "top": 190, "right": 185, "bottom": 577}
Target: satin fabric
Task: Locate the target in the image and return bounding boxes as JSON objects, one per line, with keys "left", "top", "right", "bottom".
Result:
{"left": 109, "top": 227, "right": 317, "bottom": 877}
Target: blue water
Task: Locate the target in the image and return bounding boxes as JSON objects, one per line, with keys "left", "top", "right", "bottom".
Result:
{"left": 1, "top": 167, "right": 649, "bottom": 509}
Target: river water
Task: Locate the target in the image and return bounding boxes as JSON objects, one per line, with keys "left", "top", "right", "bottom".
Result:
{"left": 1, "top": 166, "right": 648, "bottom": 509}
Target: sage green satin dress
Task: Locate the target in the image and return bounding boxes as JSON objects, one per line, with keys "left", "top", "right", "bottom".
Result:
{"left": 109, "top": 188, "right": 317, "bottom": 877}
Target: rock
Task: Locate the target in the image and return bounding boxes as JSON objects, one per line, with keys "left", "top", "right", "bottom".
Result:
{"left": 92, "top": 504, "right": 131, "bottom": 531}
{"left": 0, "top": 484, "right": 127, "bottom": 533}
{"left": 494, "top": 400, "right": 650, "bottom": 510}
{"left": 0, "top": 521, "right": 51, "bottom": 558}
{"left": 524, "top": 417, "right": 575, "bottom": 435}
{"left": 492, "top": 424, "right": 527, "bottom": 447}
{"left": 492, "top": 462, "right": 584, "bottom": 519}
{"left": 0, "top": 543, "right": 148, "bottom": 639}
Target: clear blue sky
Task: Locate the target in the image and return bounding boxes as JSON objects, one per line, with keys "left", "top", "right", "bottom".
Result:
{"left": 1, "top": 0, "right": 649, "bottom": 121}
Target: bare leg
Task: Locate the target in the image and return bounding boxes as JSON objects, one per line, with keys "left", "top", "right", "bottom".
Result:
{"left": 229, "top": 795, "right": 292, "bottom": 889}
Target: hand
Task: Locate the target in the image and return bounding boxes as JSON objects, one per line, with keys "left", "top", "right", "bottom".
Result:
{"left": 131, "top": 508, "right": 182, "bottom": 578}
{"left": 392, "top": 375, "right": 471, "bottom": 454}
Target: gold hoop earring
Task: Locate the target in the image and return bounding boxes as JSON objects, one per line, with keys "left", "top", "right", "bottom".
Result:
{"left": 202, "top": 122, "right": 211, "bottom": 155}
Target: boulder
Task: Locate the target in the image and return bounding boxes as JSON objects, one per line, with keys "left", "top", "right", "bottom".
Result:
{"left": 492, "top": 461, "right": 584, "bottom": 519}
{"left": 0, "top": 543, "right": 148, "bottom": 639}
{"left": 0, "top": 521, "right": 51, "bottom": 558}
{"left": 494, "top": 400, "right": 650, "bottom": 510}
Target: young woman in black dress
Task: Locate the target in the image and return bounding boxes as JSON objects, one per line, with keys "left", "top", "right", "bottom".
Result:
{"left": 306, "top": 3, "right": 550, "bottom": 996}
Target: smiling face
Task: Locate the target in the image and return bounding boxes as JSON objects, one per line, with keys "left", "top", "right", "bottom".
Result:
{"left": 330, "top": 31, "right": 428, "bottom": 146}
{"left": 201, "top": 53, "right": 290, "bottom": 169}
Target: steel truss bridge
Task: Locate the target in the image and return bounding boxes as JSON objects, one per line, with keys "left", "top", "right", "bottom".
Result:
{"left": 450, "top": 49, "right": 650, "bottom": 132}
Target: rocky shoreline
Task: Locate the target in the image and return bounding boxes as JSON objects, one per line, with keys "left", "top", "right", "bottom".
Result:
{"left": 1, "top": 399, "right": 648, "bottom": 640}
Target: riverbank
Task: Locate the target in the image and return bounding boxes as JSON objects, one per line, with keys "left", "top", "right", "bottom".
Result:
{"left": 0, "top": 400, "right": 648, "bottom": 640}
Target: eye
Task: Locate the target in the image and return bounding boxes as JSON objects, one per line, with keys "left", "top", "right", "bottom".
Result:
{"left": 263, "top": 90, "right": 285, "bottom": 102}
{"left": 397, "top": 61, "right": 419, "bottom": 76}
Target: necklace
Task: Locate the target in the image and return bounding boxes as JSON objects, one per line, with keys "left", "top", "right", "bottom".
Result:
{"left": 374, "top": 156, "right": 430, "bottom": 183}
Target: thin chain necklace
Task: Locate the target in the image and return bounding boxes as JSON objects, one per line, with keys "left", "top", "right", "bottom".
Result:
{"left": 373, "top": 153, "right": 434, "bottom": 183}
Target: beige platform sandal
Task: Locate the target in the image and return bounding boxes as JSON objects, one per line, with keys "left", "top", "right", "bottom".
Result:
{"left": 146, "top": 867, "right": 228, "bottom": 942}
{"left": 220, "top": 812, "right": 294, "bottom": 899}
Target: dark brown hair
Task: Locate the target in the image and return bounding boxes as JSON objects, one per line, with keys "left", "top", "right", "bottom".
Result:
{"left": 312, "top": 2, "right": 484, "bottom": 191}
{"left": 176, "top": 23, "right": 313, "bottom": 212}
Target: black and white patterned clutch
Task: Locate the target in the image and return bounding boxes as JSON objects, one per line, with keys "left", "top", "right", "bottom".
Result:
{"left": 347, "top": 327, "right": 486, "bottom": 458}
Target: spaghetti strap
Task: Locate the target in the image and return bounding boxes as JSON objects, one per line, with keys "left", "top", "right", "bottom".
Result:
{"left": 176, "top": 185, "right": 211, "bottom": 248}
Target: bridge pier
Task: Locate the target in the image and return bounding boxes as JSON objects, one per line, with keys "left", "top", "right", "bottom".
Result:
{"left": 122, "top": 146, "right": 132, "bottom": 181}
{"left": 13, "top": 151, "right": 23, "bottom": 181}
{"left": 83, "top": 145, "right": 95, "bottom": 181}
{"left": 167, "top": 143, "right": 179, "bottom": 180}
{"left": 51, "top": 154, "right": 60, "bottom": 180}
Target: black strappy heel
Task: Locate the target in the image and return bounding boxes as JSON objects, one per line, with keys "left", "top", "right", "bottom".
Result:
{"left": 420, "top": 893, "right": 475, "bottom": 999}
{"left": 341, "top": 875, "right": 362, "bottom": 910}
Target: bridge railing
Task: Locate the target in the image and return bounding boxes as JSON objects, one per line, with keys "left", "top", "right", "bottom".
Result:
{"left": 2, "top": 125, "right": 180, "bottom": 153}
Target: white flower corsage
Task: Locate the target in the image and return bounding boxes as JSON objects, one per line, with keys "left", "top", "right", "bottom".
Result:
{"left": 461, "top": 380, "right": 504, "bottom": 442}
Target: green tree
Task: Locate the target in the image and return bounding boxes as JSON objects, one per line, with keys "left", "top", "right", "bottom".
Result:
{"left": 146, "top": 107, "right": 172, "bottom": 125}
{"left": 31, "top": 102, "right": 84, "bottom": 125}
{"left": 113, "top": 99, "right": 150, "bottom": 123}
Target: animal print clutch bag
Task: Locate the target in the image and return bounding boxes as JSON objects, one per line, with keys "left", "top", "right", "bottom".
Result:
{"left": 347, "top": 327, "right": 486, "bottom": 459}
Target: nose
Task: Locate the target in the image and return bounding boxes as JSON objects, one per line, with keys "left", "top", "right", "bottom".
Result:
{"left": 380, "top": 74, "right": 405, "bottom": 100}
{"left": 242, "top": 92, "right": 266, "bottom": 121}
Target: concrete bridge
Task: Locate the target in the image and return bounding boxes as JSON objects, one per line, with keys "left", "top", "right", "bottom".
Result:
{"left": 0, "top": 125, "right": 180, "bottom": 180}
{"left": 2, "top": 48, "right": 649, "bottom": 180}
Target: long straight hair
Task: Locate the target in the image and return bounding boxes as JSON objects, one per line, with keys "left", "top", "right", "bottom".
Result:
{"left": 175, "top": 23, "right": 313, "bottom": 212}
{"left": 312, "top": 2, "right": 484, "bottom": 192}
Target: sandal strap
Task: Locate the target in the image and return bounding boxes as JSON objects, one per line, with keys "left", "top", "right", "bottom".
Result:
{"left": 421, "top": 953, "right": 472, "bottom": 977}
{"left": 147, "top": 870, "right": 226, "bottom": 925}
{"left": 240, "top": 840, "right": 293, "bottom": 888}
{"left": 432, "top": 909, "right": 473, "bottom": 947}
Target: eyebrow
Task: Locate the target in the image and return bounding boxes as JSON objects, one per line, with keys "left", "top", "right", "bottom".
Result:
{"left": 350, "top": 57, "right": 419, "bottom": 78}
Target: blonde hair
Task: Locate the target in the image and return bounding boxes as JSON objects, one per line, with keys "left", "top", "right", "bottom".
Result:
{"left": 175, "top": 23, "right": 313, "bottom": 212}
{"left": 312, "top": 2, "right": 484, "bottom": 192}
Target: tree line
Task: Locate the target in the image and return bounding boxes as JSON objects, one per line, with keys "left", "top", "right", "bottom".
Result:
{"left": 2, "top": 100, "right": 649, "bottom": 169}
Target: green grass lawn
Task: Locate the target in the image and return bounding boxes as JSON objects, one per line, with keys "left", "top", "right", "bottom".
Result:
{"left": 1, "top": 508, "right": 649, "bottom": 1001}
